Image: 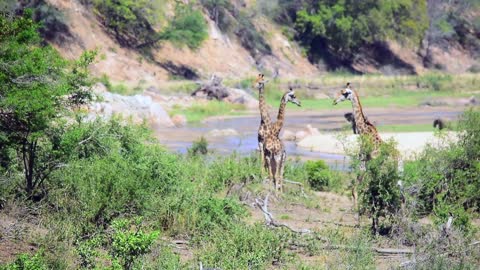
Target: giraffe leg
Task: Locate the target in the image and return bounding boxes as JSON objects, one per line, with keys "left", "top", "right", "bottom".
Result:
{"left": 277, "top": 151, "right": 286, "bottom": 193}
{"left": 259, "top": 142, "right": 266, "bottom": 174}
{"left": 274, "top": 154, "right": 282, "bottom": 193}
{"left": 265, "top": 155, "right": 274, "bottom": 187}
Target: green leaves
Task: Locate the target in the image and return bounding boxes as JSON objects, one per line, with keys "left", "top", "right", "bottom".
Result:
{"left": 0, "top": 12, "right": 94, "bottom": 196}
{"left": 161, "top": 5, "right": 208, "bottom": 50}
{"left": 294, "top": 0, "right": 429, "bottom": 59}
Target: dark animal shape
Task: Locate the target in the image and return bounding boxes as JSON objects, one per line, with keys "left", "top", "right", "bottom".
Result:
{"left": 344, "top": 112, "right": 358, "bottom": 134}
{"left": 433, "top": 118, "right": 445, "bottom": 130}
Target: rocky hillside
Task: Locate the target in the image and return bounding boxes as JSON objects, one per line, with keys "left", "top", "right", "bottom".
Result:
{"left": 9, "top": 0, "right": 480, "bottom": 87}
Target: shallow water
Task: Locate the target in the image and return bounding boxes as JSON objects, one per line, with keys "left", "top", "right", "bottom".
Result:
{"left": 155, "top": 109, "right": 462, "bottom": 170}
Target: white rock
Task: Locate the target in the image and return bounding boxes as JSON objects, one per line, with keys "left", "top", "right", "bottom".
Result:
{"left": 171, "top": 114, "right": 187, "bottom": 127}
{"left": 206, "top": 128, "right": 239, "bottom": 137}
{"left": 281, "top": 130, "right": 296, "bottom": 141}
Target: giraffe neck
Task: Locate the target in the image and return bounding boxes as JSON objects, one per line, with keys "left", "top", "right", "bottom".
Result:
{"left": 258, "top": 85, "right": 271, "bottom": 126}
{"left": 350, "top": 91, "right": 369, "bottom": 135}
{"left": 272, "top": 95, "right": 288, "bottom": 136}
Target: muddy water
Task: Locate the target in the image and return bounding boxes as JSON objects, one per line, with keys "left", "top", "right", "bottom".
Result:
{"left": 155, "top": 108, "right": 462, "bottom": 170}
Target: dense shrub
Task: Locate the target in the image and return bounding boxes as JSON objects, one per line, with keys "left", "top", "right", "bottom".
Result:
{"left": 196, "top": 224, "right": 290, "bottom": 270}
{"left": 91, "top": 0, "right": 159, "bottom": 47}
{"left": 305, "top": 160, "right": 341, "bottom": 191}
{"left": 349, "top": 137, "right": 401, "bottom": 234}
{"left": 402, "top": 109, "right": 480, "bottom": 233}
{"left": 0, "top": 12, "right": 94, "bottom": 197}
{"left": 160, "top": 4, "right": 208, "bottom": 50}
{"left": 0, "top": 251, "right": 48, "bottom": 270}
{"left": 293, "top": 0, "right": 429, "bottom": 61}
{"left": 188, "top": 136, "right": 209, "bottom": 156}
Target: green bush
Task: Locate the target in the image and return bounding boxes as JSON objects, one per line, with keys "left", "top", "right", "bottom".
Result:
{"left": 350, "top": 137, "right": 401, "bottom": 234}
{"left": 402, "top": 109, "right": 480, "bottom": 234}
{"left": 305, "top": 160, "right": 340, "bottom": 191}
{"left": 0, "top": 251, "right": 47, "bottom": 270}
{"left": 416, "top": 73, "right": 453, "bottom": 91}
{"left": 294, "top": 0, "right": 429, "bottom": 60}
{"left": 188, "top": 136, "right": 209, "bottom": 156}
{"left": 110, "top": 218, "right": 159, "bottom": 270}
{"left": 161, "top": 4, "right": 208, "bottom": 49}
{"left": 196, "top": 223, "right": 290, "bottom": 270}
{"left": 91, "top": 0, "right": 159, "bottom": 47}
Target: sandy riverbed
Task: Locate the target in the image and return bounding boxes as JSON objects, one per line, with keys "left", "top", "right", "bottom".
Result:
{"left": 297, "top": 131, "right": 458, "bottom": 158}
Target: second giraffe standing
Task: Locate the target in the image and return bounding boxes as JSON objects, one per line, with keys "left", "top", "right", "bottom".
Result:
{"left": 255, "top": 74, "right": 301, "bottom": 192}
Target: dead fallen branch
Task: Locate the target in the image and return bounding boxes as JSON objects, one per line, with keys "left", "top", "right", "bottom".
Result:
{"left": 310, "top": 219, "right": 359, "bottom": 228}
{"left": 255, "top": 193, "right": 311, "bottom": 234}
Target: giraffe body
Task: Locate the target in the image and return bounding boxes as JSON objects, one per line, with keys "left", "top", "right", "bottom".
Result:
{"left": 254, "top": 74, "right": 271, "bottom": 172}
{"left": 263, "top": 88, "right": 301, "bottom": 192}
{"left": 333, "top": 83, "right": 382, "bottom": 208}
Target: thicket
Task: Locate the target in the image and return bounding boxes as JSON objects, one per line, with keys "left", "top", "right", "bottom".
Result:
{"left": 402, "top": 109, "right": 480, "bottom": 234}
{"left": 294, "top": 0, "right": 429, "bottom": 61}
{"left": 0, "top": 11, "right": 95, "bottom": 198}
{"left": 87, "top": 0, "right": 207, "bottom": 49}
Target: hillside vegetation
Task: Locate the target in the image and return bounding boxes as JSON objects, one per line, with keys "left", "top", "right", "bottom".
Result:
{"left": 2, "top": 0, "right": 478, "bottom": 85}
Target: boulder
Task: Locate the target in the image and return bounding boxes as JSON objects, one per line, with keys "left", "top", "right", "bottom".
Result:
{"left": 88, "top": 92, "right": 174, "bottom": 128}
{"left": 206, "top": 128, "right": 239, "bottom": 137}
{"left": 192, "top": 75, "right": 258, "bottom": 109}
{"left": 281, "top": 129, "right": 296, "bottom": 141}
{"left": 171, "top": 114, "right": 187, "bottom": 127}
{"left": 294, "top": 124, "right": 320, "bottom": 141}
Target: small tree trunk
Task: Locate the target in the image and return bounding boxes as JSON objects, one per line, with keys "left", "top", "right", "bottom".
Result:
{"left": 22, "top": 139, "right": 37, "bottom": 196}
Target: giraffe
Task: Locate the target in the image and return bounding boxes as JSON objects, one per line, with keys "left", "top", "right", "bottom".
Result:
{"left": 333, "top": 82, "right": 383, "bottom": 209}
{"left": 264, "top": 88, "right": 301, "bottom": 192}
{"left": 254, "top": 74, "right": 271, "bottom": 172}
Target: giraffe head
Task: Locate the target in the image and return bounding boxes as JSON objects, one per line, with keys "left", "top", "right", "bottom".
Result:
{"left": 333, "top": 82, "right": 354, "bottom": 105}
{"left": 253, "top": 73, "right": 268, "bottom": 89}
{"left": 284, "top": 87, "right": 301, "bottom": 107}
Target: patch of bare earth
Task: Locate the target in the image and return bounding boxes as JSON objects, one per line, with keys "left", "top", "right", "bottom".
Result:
{"left": 0, "top": 204, "right": 47, "bottom": 264}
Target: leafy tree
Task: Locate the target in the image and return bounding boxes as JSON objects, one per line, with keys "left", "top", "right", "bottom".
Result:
{"left": 0, "top": 11, "right": 94, "bottom": 197}
{"left": 91, "top": 0, "right": 159, "bottom": 48}
{"left": 294, "top": 0, "right": 429, "bottom": 61}
{"left": 160, "top": 4, "right": 208, "bottom": 49}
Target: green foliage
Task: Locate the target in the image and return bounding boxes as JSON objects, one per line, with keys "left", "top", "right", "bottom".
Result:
{"left": 0, "top": 251, "right": 47, "bottom": 270}
{"left": 110, "top": 218, "right": 159, "bottom": 270}
{"left": 305, "top": 160, "right": 328, "bottom": 190}
{"left": 402, "top": 109, "right": 480, "bottom": 234}
{"left": 196, "top": 224, "right": 290, "bottom": 270}
{"left": 206, "top": 154, "right": 260, "bottom": 191}
{"left": 76, "top": 236, "right": 101, "bottom": 269}
{"left": 91, "top": 0, "right": 158, "bottom": 47}
{"left": 350, "top": 137, "right": 401, "bottom": 234}
{"left": 416, "top": 73, "right": 453, "bottom": 91}
{"left": 0, "top": 12, "right": 94, "bottom": 197}
{"left": 188, "top": 136, "right": 209, "bottom": 156}
{"left": 161, "top": 4, "right": 208, "bottom": 50}
{"left": 294, "top": 0, "right": 429, "bottom": 60}
{"left": 90, "top": 1, "right": 207, "bottom": 49}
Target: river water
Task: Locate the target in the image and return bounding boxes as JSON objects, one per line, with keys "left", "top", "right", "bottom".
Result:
{"left": 155, "top": 108, "right": 462, "bottom": 170}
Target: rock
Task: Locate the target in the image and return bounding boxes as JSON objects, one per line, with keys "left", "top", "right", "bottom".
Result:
{"left": 171, "top": 114, "right": 187, "bottom": 127}
{"left": 206, "top": 128, "right": 239, "bottom": 137}
{"left": 313, "top": 92, "right": 330, "bottom": 100}
{"left": 281, "top": 130, "right": 296, "bottom": 141}
{"left": 223, "top": 88, "right": 258, "bottom": 109}
{"left": 91, "top": 82, "right": 108, "bottom": 95}
{"left": 294, "top": 124, "right": 320, "bottom": 141}
{"left": 88, "top": 92, "right": 174, "bottom": 128}
{"left": 295, "top": 130, "right": 308, "bottom": 142}
{"left": 192, "top": 75, "right": 258, "bottom": 108}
